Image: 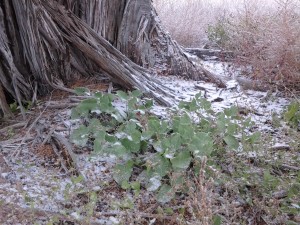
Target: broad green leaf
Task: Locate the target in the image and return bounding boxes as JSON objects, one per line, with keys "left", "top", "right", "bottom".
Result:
{"left": 227, "top": 122, "right": 239, "bottom": 135}
{"left": 151, "top": 154, "right": 172, "bottom": 177}
{"left": 94, "top": 92, "right": 103, "bottom": 99}
{"left": 108, "top": 143, "right": 131, "bottom": 158}
{"left": 224, "top": 106, "right": 238, "bottom": 117}
{"left": 216, "top": 113, "right": 226, "bottom": 132}
{"left": 131, "top": 181, "right": 141, "bottom": 191}
{"left": 125, "top": 121, "right": 137, "bottom": 133}
{"left": 105, "top": 134, "right": 117, "bottom": 143}
{"left": 121, "top": 181, "right": 131, "bottom": 189}
{"left": 199, "top": 98, "right": 211, "bottom": 110}
{"left": 172, "top": 116, "right": 181, "bottom": 132}
{"left": 112, "top": 161, "right": 133, "bottom": 185}
{"left": 243, "top": 117, "right": 253, "bottom": 128}
{"left": 116, "top": 91, "right": 128, "bottom": 100}
{"left": 99, "top": 95, "right": 114, "bottom": 113}
{"left": 88, "top": 119, "right": 105, "bottom": 135}
{"left": 71, "top": 98, "right": 98, "bottom": 119}
{"left": 224, "top": 135, "right": 239, "bottom": 149}
{"left": 171, "top": 150, "right": 192, "bottom": 170}
{"left": 156, "top": 184, "right": 174, "bottom": 203}
{"left": 131, "top": 90, "right": 143, "bottom": 98}
{"left": 285, "top": 102, "right": 299, "bottom": 121}
{"left": 148, "top": 117, "right": 161, "bottom": 133}
{"left": 189, "top": 132, "right": 214, "bottom": 157}
{"left": 141, "top": 130, "right": 154, "bottom": 140}
{"left": 94, "top": 138, "right": 104, "bottom": 153}
{"left": 179, "top": 99, "right": 198, "bottom": 112}
{"left": 169, "top": 133, "right": 182, "bottom": 150}
{"left": 144, "top": 99, "right": 154, "bottom": 109}
{"left": 128, "top": 98, "right": 138, "bottom": 110}
{"left": 213, "top": 215, "right": 222, "bottom": 225}
{"left": 74, "top": 87, "right": 90, "bottom": 96}
{"left": 121, "top": 138, "right": 141, "bottom": 153}
{"left": 153, "top": 141, "right": 163, "bottom": 153}
{"left": 247, "top": 132, "right": 261, "bottom": 144}
{"left": 70, "top": 125, "right": 89, "bottom": 147}
{"left": 178, "top": 113, "right": 194, "bottom": 140}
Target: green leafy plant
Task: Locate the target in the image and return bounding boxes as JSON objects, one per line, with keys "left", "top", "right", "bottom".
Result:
{"left": 70, "top": 89, "right": 258, "bottom": 203}
{"left": 284, "top": 101, "right": 300, "bottom": 128}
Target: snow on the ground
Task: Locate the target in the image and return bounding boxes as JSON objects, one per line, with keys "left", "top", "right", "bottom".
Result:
{"left": 0, "top": 60, "right": 294, "bottom": 223}
{"left": 153, "top": 60, "right": 290, "bottom": 128}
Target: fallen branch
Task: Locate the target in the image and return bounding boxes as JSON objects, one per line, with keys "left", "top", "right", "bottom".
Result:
{"left": 50, "top": 140, "right": 69, "bottom": 173}
{"left": 95, "top": 211, "right": 175, "bottom": 221}
{"left": 0, "top": 122, "right": 27, "bottom": 134}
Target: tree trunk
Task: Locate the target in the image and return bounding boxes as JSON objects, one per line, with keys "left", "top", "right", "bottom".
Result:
{"left": 0, "top": 0, "right": 224, "bottom": 117}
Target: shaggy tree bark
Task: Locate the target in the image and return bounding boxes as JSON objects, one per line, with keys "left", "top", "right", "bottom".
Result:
{"left": 0, "top": 0, "right": 224, "bottom": 117}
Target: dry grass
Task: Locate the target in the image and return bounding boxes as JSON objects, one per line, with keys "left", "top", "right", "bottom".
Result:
{"left": 154, "top": 0, "right": 300, "bottom": 90}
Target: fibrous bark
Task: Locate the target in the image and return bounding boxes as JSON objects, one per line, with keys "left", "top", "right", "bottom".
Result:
{"left": 0, "top": 0, "right": 224, "bottom": 117}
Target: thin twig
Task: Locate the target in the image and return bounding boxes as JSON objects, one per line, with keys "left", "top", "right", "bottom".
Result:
{"left": 50, "top": 140, "right": 69, "bottom": 173}
{"left": 13, "top": 94, "right": 52, "bottom": 158}
{"left": 95, "top": 211, "right": 175, "bottom": 220}
{"left": 0, "top": 122, "right": 27, "bottom": 133}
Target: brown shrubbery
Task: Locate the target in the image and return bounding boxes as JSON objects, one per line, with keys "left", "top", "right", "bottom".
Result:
{"left": 154, "top": 0, "right": 300, "bottom": 91}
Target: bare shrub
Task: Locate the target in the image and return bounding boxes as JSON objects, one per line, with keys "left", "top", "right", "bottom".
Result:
{"left": 225, "top": 0, "right": 300, "bottom": 90}
{"left": 154, "top": 0, "right": 300, "bottom": 90}
{"left": 153, "top": 0, "right": 222, "bottom": 47}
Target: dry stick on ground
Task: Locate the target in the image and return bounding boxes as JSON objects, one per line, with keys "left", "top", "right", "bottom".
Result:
{"left": 0, "top": 137, "right": 34, "bottom": 147}
{"left": 95, "top": 211, "right": 175, "bottom": 221}
{"left": 52, "top": 132, "right": 87, "bottom": 182}
{"left": 50, "top": 140, "right": 69, "bottom": 174}
{"left": 0, "top": 122, "right": 27, "bottom": 134}
{"left": 0, "top": 203, "right": 103, "bottom": 225}
{"left": 13, "top": 96, "right": 52, "bottom": 158}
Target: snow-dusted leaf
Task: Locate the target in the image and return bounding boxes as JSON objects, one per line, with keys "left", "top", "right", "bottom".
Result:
{"left": 131, "top": 90, "right": 143, "bottom": 98}
{"left": 112, "top": 161, "right": 133, "bottom": 185}
{"left": 88, "top": 118, "right": 105, "bottom": 134}
{"left": 146, "top": 176, "right": 162, "bottom": 191}
{"left": 152, "top": 154, "right": 172, "bottom": 177}
{"left": 156, "top": 185, "right": 174, "bottom": 203}
{"left": 224, "top": 135, "right": 239, "bottom": 149}
{"left": 121, "top": 138, "right": 140, "bottom": 153}
{"left": 70, "top": 125, "right": 89, "bottom": 147}
{"left": 74, "top": 87, "right": 90, "bottom": 96}
{"left": 171, "top": 150, "right": 191, "bottom": 170}
{"left": 116, "top": 90, "right": 128, "bottom": 100}
{"left": 189, "top": 132, "right": 214, "bottom": 157}
{"left": 153, "top": 141, "right": 163, "bottom": 153}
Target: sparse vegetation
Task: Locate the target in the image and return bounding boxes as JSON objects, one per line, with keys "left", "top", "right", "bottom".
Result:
{"left": 154, "top": 0, "right": 300, "bottom": 91}
{"left": 68, "top": 88, "right": 300, "bottom": 224}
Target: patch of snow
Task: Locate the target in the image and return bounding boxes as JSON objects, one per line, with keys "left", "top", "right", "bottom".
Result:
{"left": 147, "top": 176, "right": 161, "bottom": 191}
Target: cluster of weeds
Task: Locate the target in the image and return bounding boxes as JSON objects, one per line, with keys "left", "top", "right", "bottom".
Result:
{"left": 284, "top": 100, "right": 300, "bottom": 129}
{"left": 69, "top": 89, "right": 260, "bottom": 219}
{"left": 69, "top": 88, "right": 300, "bottom": 224}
